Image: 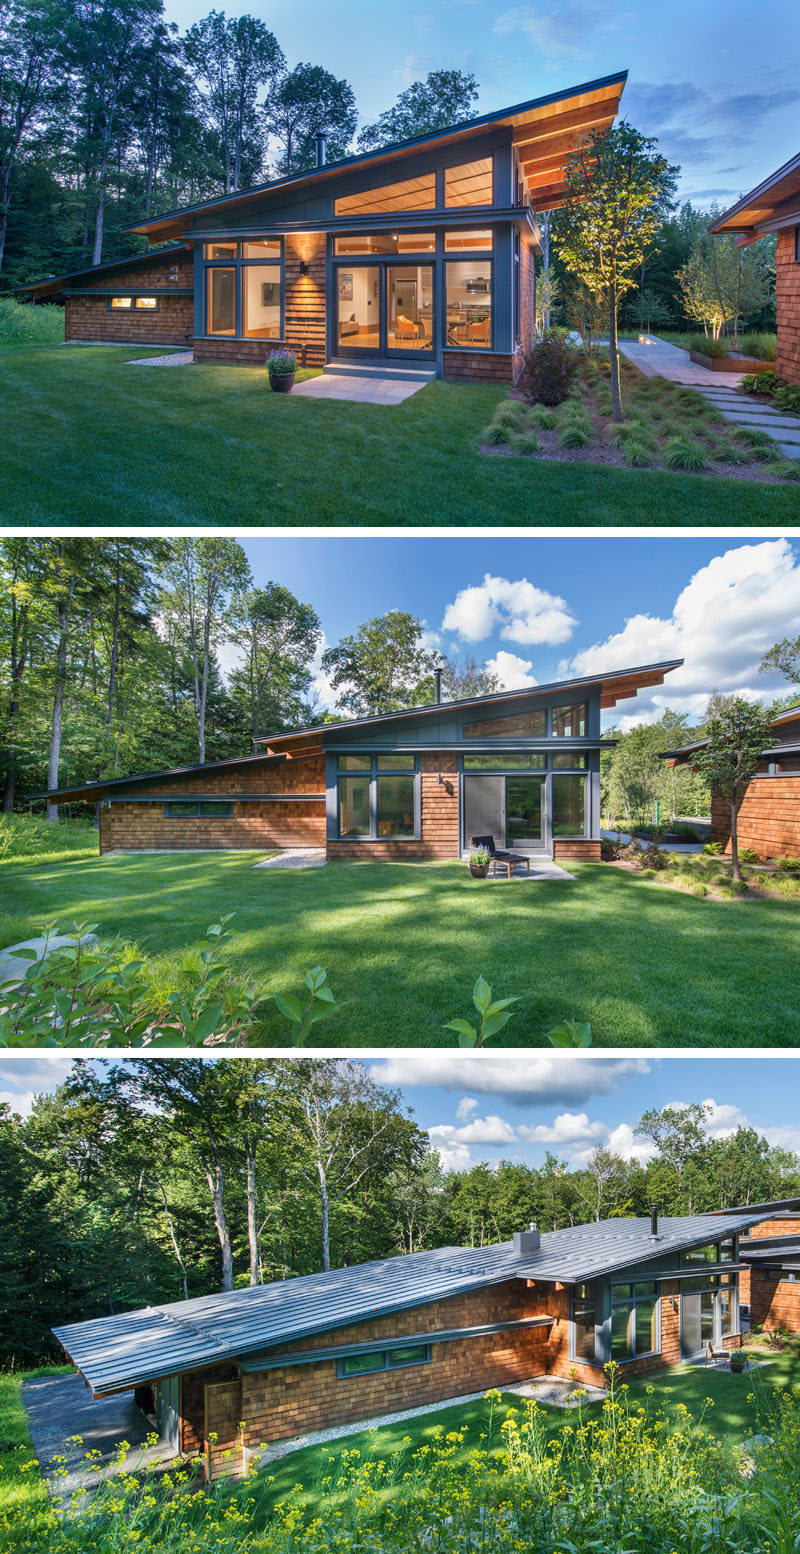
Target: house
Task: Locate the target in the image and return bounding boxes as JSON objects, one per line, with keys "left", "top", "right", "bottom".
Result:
{"left": 661, "top": 703, "right": 800, "bottom": 860}
{"left": 708, "top": 152, "right": 800, "bottom": 385}
{"left": 52, "top": 1206, "right": 779, "bottom": 1478}
{"left": 712, "top": 1198, "right": 800, "bottom": 1336}
{"left": 39, "top": 658, "right": 681, "bottom": 864}
{"left": 18, "top": 71, "right": 626, "bottom": 383}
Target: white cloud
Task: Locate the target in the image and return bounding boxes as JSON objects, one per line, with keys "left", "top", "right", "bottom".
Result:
{"left": 433, "top": 1140, "right": 475, "bottom": 1172}
{"left": 456, "top": 1096, "right": 480, "bottom": 1120}
{"left": 560, "top": 540, "right": 800, "bottom": 725}
{"left": 520, "top": 1110, "right": 607, "bottom": 1145}
{"left": 441, "top": 573, "right": 577, "bottom": 646}
{"left": 493, "top": 1, "right": 628, "bottom": 61}
{"left": 369, "top": 1055, "right": 651, "bottom": 1106}
{"left": 605, "top": 1123, "right": 656, "bottom": 1164}
{"left": 429, "top": 1114, "right": 517, "bottom": 1146}
{"left": 309, "top": 632, "right": 339, "bottom": 712}
{"left": 0, "top": 1057, "right": 75, "bottom": 1118}
{"left": 484, "top": 650, "right": 538, "bottom": 690}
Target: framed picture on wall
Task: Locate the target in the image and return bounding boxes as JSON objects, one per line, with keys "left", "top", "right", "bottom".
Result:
{"left": 338, "top": 272, "right": 353, "bottom": 301}
{"left": 261, "top": 282, "right": 280, "bottom": 306}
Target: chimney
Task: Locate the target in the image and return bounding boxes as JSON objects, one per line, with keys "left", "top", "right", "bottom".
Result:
{"left": 434, "top": 667, "right": 443, "bottom": 704}
{"left": 650, "top": 1204, "right": 660, "bottom": 1240}
{"left": 513, "top": 1222, "right": 541, "bottom": 1258}
{"left": 315, "top": 132, "right": 327, "bottom": 167}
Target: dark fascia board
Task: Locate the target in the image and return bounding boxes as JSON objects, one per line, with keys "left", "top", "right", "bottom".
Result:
{"left": 128, "top": 70, "right": 627, "bottom": 236}
{"left": 189, "top": 206, "right": 530, "bottom": 241}
{"left": 106, "top": 792, "right": 326, "bottom": 803}
{"left": 258, "top": 659, "right": 684, "bottom": 747}
{"left": 707, "top": 151, "right": 800, "bottom": 233}
{"left": 712, "top": 1197, "right": 800, "bottom": 1216}
{"left": 34, "top": 750, "right": 303, "bottom": 801}
{"left": 62, "top": 287, "right": 193, "bottom": 297}
{"left": 15, "top": 243, "right": 191, "bottom": 296}
{"left": 661, "top": 734, "right": 800, "bottom": 764}
{"left": 240, "top": 1315, "right": 554, "bottom": 1372}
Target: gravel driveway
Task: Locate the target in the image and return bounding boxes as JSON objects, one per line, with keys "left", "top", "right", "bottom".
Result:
{"left": 22, "top": 1373, "right": 176, "bottom": 1499}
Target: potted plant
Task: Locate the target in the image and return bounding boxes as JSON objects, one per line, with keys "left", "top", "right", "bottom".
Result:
{"left": 469, "top": 846, "right": 491, "bottom": 879}
{"left": 267, "top": 349, "right": 297, "bottom": 392}
{"left": 729, "top": 1349, "right": 748, "bottom": 1374}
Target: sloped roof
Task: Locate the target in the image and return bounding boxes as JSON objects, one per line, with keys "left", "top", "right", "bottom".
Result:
{"left": 35, "top": 748, "right": 324, "bottom": 804}
{"left": 53, "top": 1211, "right": 761, "bottom": 1396}
{"left": 661, "top": 705, "right": 800, "bottom": 765}
{"left": 708, "top": 152, "right": 800, "bottom": 236}
{"left": 16, "top": 243, "right": 191, "bottom": 299}
{"left": 130, "top": 72, "right": 627, "bottom": 244}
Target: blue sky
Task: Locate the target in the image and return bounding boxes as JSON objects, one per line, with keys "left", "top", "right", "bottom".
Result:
{"left": 2, "top": 1055, "right": 799, "bottom": 1175}
{"left": 227, "top": 534, "right": 800, "bottom": 729}
{"left": 162, "top": 0, "right": 800, "bottom": 206}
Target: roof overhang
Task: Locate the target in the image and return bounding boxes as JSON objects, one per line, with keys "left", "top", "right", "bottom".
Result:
{"left": 708, "top": 151, "right": 800, "bottom": 239}
{"left": 16, "top": 243, "right": 191, "bottom": 300}
{"left": 259, "top": 660, "right": 683, "bottom": 754}
{"left": 129, "top": 71, "right": 627, "bottom": 245}
{"left": 37, "top": 748, "right": 323, "bottom": 804}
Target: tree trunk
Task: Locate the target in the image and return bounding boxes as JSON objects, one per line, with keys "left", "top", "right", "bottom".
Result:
{"left": 608, "top": 281, "right": 623, "bottom": 422}
{"left": 246, "top": 1141, "right": 259, "bottom": 1286}
{"left": 730, "top": 798, "right": 740, "bottom": 884}
{"left": 318, "top": 1162, "right": 331, "bottom": 1271}
{"left": 0, "top": 172, "right": 11, "bottom": 278}
{"left": 2, "top": 592, "right": 29, "bottom": 814}
{"left": 91, "top": 180, "right": 106, "bottom": 266}
{"left": 47, "top": 565, "right": 76, "bottom": 822}
{"left": 157, "top": 1180, "right": 189, "bottom": 1301}
{"left": 204, "top": 1149, "right": 234, "bottom": 1291}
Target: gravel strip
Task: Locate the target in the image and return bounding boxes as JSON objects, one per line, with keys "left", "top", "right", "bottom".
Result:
{"left": 253, "top": 848, "right": 326, "bottom": 869}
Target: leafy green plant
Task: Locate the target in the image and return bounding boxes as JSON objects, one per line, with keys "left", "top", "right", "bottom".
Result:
{"left": 0, "top": 298, "right": 64, "bottom": 344}
{"left": 520, "top": 333, "right": 578, "bottom": 405}
{"left": 545, "top": 1020, "right": 592, "bottom": 1047}
{"left": 775, "top": 384, "right": 800, "bottom": 415}
{"left": 740, "top": 369, "right": 782, "bottom": 396}
{"left": 444, "top": 975, "right": 519, "bottom": 1047}
{"left": 704, "top": 841, "right": 724, "bottom": 855}
{"left": 266, "top": 348, "right": 297, "bottom": 376}
{"left": 728, "top": 1349, "right": 747, "bottom": 1373}
{"left": 468, "top": 847, "right": 490, "bottom": 870}
{"left": 273, "top": 967, "right": 344, "bottom": 1045}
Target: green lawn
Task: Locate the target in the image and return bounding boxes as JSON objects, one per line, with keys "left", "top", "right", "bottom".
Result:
{"left": 3, "top": 850, "right": 800, "bottom": 1044}
{"left": 0, "top": 343, "right": 797, "bottom": 525}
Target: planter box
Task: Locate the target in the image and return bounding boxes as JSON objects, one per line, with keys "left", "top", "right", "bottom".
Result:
{"left": 689, "top": 350, "right": 769, "bottom": 373}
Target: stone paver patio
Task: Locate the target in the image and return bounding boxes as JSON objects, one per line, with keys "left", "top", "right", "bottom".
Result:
{"left": 293, "top": 365, "right": 435, "bottom": 404}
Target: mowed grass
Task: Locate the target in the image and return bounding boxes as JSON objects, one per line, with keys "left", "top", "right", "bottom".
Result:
{"left": 3, "top": 850, "right": 800, "bottom": 1044}
{"left": 0, "top": 343, "right": 797, "bottom": 525}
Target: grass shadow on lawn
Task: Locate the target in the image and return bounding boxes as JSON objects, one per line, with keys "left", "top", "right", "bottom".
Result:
{"left": 0, "top": 344, "right": 798, "bottom": 524}
{"left": 2, "top": 852, "right": 800, "bottom": 1044}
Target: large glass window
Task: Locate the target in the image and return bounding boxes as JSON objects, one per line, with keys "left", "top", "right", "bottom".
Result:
{"left": 446, "top": 261, "right": 492, "bottom": 348}
{"left": 552, "top": 774, "right": 586, "bottom": 837}
{"left": 377, "top": 775, "right": 415, "bottom": 837}
{"left": 243, "top": 264, "right": 281, "bottom": 339}
{"left": 463, "top": 709, "right": 546, "bottom": 739}
{"left": 444, "top": 229, "right": 493, "bottom": 251}
{"left": 464, "top": 753, "right": 545, "bottom": 770}
{"left": 335, "top": 173, "right": 436, "bottom": 216}
{"left": 207, "top": 267, "right": 235, "bottom": 334}
{"left": 611, "top": 1282, "right": 659, "bottom": 1361}
{"left": 339, "top": 775, "right": 370, "bottom": 837}
{"left": 552, "top": 703, "right": 587, "bottom": 737}
{"left": 387, "top": 265, "right": 433, "bottom": 351}
{"left": 337, "top": 265, "right": 380, "bottom": 350}
{"left": 444, "top": 158, "right": 493, "bottom": 207}
{"left": 333, "top": 234, "right": 436, "bottom": 255}
{"left": 572, "top": 1285, "right": 596, "bottom": 1363}
{"left": 506, "top": 775, "right": 544, "bottom": 847}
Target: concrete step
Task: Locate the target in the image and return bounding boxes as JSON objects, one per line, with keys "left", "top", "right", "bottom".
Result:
{"left": 324, "top": 359, "right": 437, "bottom": 383}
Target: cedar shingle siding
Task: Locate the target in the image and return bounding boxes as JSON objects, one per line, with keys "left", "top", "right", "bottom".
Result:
{"left": 776, "top": 227, "right": 800, "bottom": 385}
{"left": 64, "top": 253, "right": 194, "bottom": 346}
{"left": 711, "top": 776, "right": 800, "bottom": 859}
{"left": 99, "top": 755, "right": 325, "bottom": 853}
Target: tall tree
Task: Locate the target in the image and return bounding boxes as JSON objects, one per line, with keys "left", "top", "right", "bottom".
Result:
{"left": 760, "top": 635, "right": 800, "bottom": 686}
{"left": 357, "top": 68, "right": 478, "bottom": 152}
{"left": 321, "top": 610, "right": 441, "bottom": 717}
{"left": 161, "top": 537, "right": 251, "bottom": 763}
{"left": 440, "top": 655, "right": 501, "bottom": 701}
{"left": 635, "top": 1103, "right": 711, "bottom": 1193}
{"left": 0, "top": 0, "right": 66, "bottom": 276}
{"left": 692, "top": 696, "right": 776, "bottom": 881}
{"left": 229, "top": 582, "right": 320, "bottom": 741}
{"left": 264, "top": 61, "right": 356, "bottom": 175}
{"left": 556, "top": 122, "right": 678, "bottom": 420}
{"left": 184, "top": 10, "right": 283, "bottom": 192}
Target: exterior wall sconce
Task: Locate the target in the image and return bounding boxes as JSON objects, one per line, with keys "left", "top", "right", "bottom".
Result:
{"left": 670, "top": 1296, "right": 679, "bottom": 1312}
{"left": 299, "top": 260, "right": 308, "bottom": 276}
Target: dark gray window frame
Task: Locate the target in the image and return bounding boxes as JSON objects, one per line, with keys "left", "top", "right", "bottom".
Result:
{"left": 163, "top": 800, "right": 233, "bottom": 818}
{"left": 570, "top": 1282, "right": 599, "bottom": 1364}
{"left": 795, "top": 224, "right": 800, "bottom": 262}
{"left": 337, "top": 1342, "right": 431, "bottom": 1379}
{"left": 107, "top": 295, "right": 161, "bottom": 311}
{"left": 609, "top": 1280, "right": 662, "bottom": 1364}
{"left": 202, "top": 238, "right": 284, "bottom": 341}
{"left": 336, "top": 754, "right": 420, "bottom": 841}
{"left": 459, "top": 752, "right": 593, "bottom": 849}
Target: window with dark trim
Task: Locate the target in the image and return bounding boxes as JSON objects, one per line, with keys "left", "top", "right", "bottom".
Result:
{"left": 552, "top": 703, "right": 587, "bottom": 737}
{"left": 164, "top": 801, "right": 233, "bottom": 817}
{"left": 795, "top": 224, "right": 800, "bottom": 262}
{"left": 338, "top": 1344, "right": 431, "bottom": 1378}
{"left": 463, "top": 709, "right": 547, "bottom": 739}
{"left": 610, "top": 1281, "right": 660, "bottom": 1361}
{"left": 108, "top": 296, "right": 160, "bottom": 310}
{"left": 204, "top": 239, "right": 283, "bottom": 339}
{"left": 513, "top": 230, "right": 521, "bottom": 347}
{"left": 336, "top": 755, "right": 419, "bottom": 840}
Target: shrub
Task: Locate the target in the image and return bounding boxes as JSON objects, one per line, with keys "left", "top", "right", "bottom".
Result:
{"left": 483, "top": 422, "right": 513, "bottom": 446}
{"left": 663, "top": 436, "right": 709, "bottom": 471}
{"left": 558, "top": 418, "right": 592, "bottom": 449}
{"left": 515, "top": 431, "right": 539, "bottom": 456}
{"left": 0, "top": 297, "right": 64, "bottom": 344}
{"left": 686, "top": 333, "right": 730, "bottom": 358}
{"left": 775, "top": 384, "right": 800, "bottom": 415}
{"left": 740, "top": 369, "right": 782, "bottom": 396}
{"left": 521, "top": 334, "right": 578, "bottom": 405}
{"left": 527, "top": 404, "right": 557, "bottom": 429}
{"left": 493, "top": 400, "right": 527, "bottom": 430}
{"left": 738, "top": 331, "right": 777, "bottom": 361}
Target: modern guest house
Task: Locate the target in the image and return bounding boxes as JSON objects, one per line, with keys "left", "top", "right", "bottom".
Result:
{"left": 662, "top": 702, "right": 800, "bottom": 860}
{"left": 52, "top": 1202, "right": 800, "bottom": 1478}
{"left": 709, "top": 151, "right": 800, "bottom": 385}
{"left": 40, "top": 659, "right": 681, "bottom": 864}
{"left": 19, "top": 72, "right": 626, "bottom": 383}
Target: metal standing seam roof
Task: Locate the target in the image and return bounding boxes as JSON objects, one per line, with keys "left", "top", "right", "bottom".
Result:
{"left": 53, "top": 1213, "right": 763, "bottom": 1397}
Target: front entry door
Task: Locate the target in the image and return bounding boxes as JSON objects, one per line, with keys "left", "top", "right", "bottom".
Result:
{"left": 464, "top": 773, "right": 549, "bottom": 854}
{"left": 336, "top": 264, "right": 380, "bottom": 354}
{"left": 334, "top": 263, "right": 435, "bottom": 359}
{"left": 156, "top": 1373, "right": 180, "bottom": 1451}
{"left": 464, "top": 775, "right": 504, "bottom": 851}
{"left": 386, "top": 264, "right": 434, "bottom": 355}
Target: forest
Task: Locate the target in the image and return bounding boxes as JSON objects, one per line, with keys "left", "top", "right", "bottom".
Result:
{"left": 3, "top": 1056, "right": 799, "bottom": 1365}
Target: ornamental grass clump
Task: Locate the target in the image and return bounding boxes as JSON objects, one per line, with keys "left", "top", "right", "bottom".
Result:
{"left": 663, "top": 436, "right": 710, "bottom": 471}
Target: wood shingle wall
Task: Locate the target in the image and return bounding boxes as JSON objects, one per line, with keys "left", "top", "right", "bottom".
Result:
{"left": 711, "top": 776, "right": 800, "bottom": 859}
{"left": 776, "top": 228, "right": 800, "bottom": 386}
{"left": 98, "top": 755, "right": 325, "bottom": 853}
{"left": 64, "top": 253, "right": 194, "bottom": 346}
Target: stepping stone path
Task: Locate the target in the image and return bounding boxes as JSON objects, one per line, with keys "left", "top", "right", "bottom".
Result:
{"left": 619, "top": 337, "right": 800, "bottom": 459}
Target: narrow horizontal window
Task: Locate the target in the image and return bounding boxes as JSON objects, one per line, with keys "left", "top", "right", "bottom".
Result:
{"left": 243, "top": 239, "right": 281, "bottom": 258}
{"left": 463, "top": 709, "right": 546, "bottom": 739}
{"left": 444, "top": 158, "right": 493, "bottom": 208}
{"left": 109, "top": 296, "right": 133, "bottom": 309}
{"left": 338, "top": 1344, "right": 430, "bottom": 1378}
{"left": 464, "top": 753, "right": 545, "bottom": 771}
{"left": 387, "top": 1344, "right": 429, "bottom": 1368}
{"left": 340, "top": 1351, "right": 384, "bottom": 1376}
{"left": 335, "top": 173, "right": 436, "bottom": 217}
{"left": 444, "top": 229, "right": 493, "bottom": 252}
{"left": 376, "top": 755, "right": 415, "bottom": 771}
{"left": 333, "top": 233, "right": 436, "bottom": 255}
{"left": 134, "top": 296, "right": 158, "bottom": 309}
{"left": 164, "top": 801, "right": 233, "bottom": 818}
{"left": 338, "top": 755, "right": 371, "bottom": 771}
{"left": 552, "top": 703, "right": 587, "bottom": 738}
{"left": 551, "top": 754, "right": 587, "bottom": 770}
{"left": 205, "top": 242, "right": 237, "bottom": 261}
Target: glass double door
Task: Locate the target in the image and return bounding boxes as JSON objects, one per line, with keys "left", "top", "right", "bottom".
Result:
{"left": 680, "top": 1284, "right": 735, "bottom": 1356}
{"left": 335, "top": 263, "right": 434, "bottom": 357}
{"left": 464, "top": 774, "right": 546, "bottom": 852}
